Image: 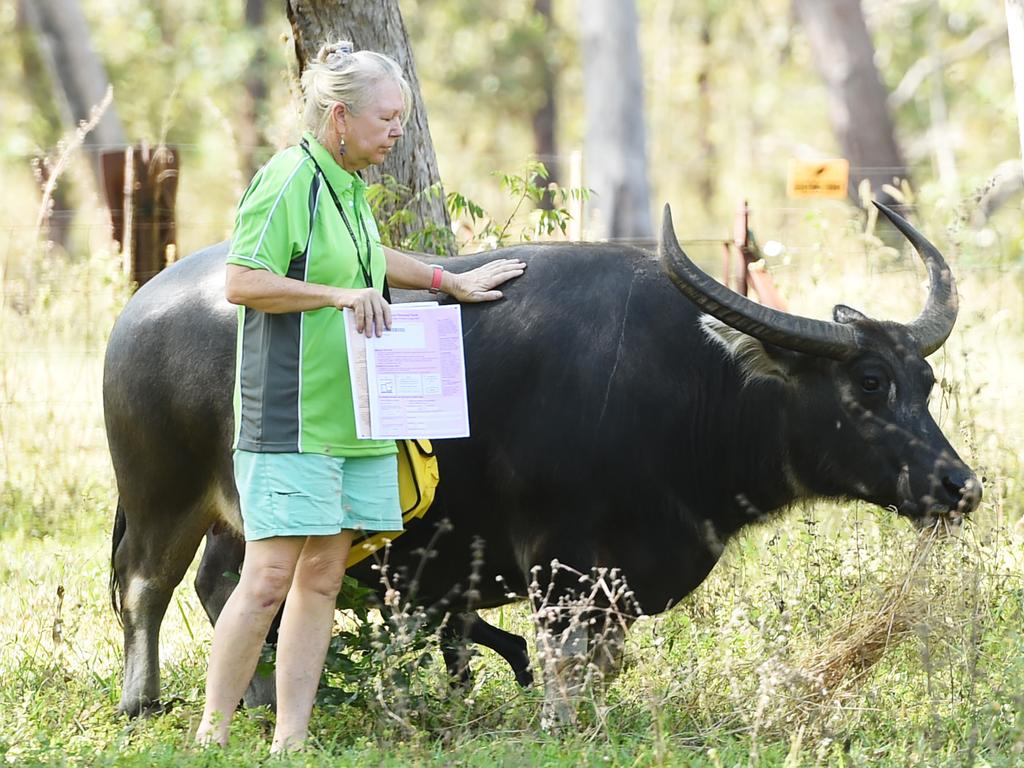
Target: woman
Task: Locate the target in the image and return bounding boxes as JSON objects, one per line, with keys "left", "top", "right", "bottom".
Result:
{"left": 195, "top": 41, "right": 525, "bottom": 751}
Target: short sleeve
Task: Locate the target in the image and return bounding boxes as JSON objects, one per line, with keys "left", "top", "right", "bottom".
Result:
{"left": 363, "top": 209, "right": 383, "bottom": 246}
{"left": 226, "top": 152, "right": 312, "bottom": 276}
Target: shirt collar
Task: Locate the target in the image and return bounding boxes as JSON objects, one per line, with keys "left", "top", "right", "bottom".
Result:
{"left": 302, "top": 131, "right": 364, "bottom": 195}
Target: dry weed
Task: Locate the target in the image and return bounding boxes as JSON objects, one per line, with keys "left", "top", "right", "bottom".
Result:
{"left": 800, "top": 523, "right": 944, "bottom": 696}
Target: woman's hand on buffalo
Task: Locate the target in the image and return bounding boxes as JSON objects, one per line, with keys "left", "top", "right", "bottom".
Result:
{"left": 446, "top": 258, "right": 526, "bottom": 302}
{"left": 334, "top": 287, "right": 391, "bottom": 337}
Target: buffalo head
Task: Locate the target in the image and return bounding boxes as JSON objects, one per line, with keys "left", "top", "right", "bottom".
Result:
{"left": 660, "top": 202, "right": 981, "bottom": 527}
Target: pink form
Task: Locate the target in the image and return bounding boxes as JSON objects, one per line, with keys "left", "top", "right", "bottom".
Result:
{"left": 364, "top": 304, "right": 470, "bottom": 439}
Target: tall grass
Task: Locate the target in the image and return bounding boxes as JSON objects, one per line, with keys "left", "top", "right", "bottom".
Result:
{"left": 1, "top": 199, "right": 1024, "bottom": 765}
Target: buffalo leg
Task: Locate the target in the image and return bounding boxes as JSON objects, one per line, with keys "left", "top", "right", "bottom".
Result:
{"left": 525, "top": 554, "right": 593, "bottom": 728}
{"left": 440, "top": 613, "right": 533, "bottom": 688}
{"left": 194, "top": 524, "right": 280, "bottom": 709}
{"left": 439, "top": 619, "right": 473, "bottom": 688}
{"left": 113, "top": 498, "right": 212, "bottom": 716}
{"left": 521, "top": 551, "right": 634, "bottom": 728}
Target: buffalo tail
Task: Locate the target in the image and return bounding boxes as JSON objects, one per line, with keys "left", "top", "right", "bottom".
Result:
{"left": 109, "top": 500, "right": 126, "bottom": 625}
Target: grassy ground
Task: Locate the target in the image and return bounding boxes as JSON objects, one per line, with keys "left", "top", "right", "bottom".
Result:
{"left": 2, "top": 214, "right": 1024, "bottom": 766}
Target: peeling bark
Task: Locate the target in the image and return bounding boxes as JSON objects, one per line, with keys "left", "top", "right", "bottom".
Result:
{"left": 579, "top": 0, "right": 652, "bottom": 240}
{"left": 793, "top": 0, "right": 908, "bottom": 207}
{"left": 22, "top": 0, "right": 126, "bottom": 189}
{"left": 287, "top": 0, "right": 453, "bottom": 254}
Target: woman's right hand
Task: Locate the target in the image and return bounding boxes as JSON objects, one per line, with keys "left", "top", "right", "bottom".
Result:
{"left": 334, "top": 287, "right": 391, "bottom": 337}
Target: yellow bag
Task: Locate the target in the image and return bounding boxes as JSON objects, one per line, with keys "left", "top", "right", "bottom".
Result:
{"left": 346, "top": 439, "right": 440, "bottom": 567}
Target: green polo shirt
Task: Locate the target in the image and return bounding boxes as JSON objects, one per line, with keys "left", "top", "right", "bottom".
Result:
{"left": 227, "top": 132, "right": 395, "bottom": 458}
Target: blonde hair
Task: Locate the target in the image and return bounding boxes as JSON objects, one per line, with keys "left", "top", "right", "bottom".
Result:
{"left": 301, "top": 41, "right": 412, "bottom": 143}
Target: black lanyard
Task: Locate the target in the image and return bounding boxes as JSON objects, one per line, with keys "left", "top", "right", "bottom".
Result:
{"left": 299, "top": 139, "right": 375, "bottom": 290}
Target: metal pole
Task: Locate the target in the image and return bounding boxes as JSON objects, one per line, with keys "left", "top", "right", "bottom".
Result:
{"left": 568, "top": 149, "right": 584, "bottom": 241}
{"left": 1006, "top": 0, "right": 1024, "bottom": 183}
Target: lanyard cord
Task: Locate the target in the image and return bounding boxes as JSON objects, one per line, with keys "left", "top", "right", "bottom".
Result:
{"left": 299, "top": 139, "right": 374, "bottom": 290}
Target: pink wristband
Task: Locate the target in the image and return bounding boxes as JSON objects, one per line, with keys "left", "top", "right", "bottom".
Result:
{"left": 429, "top": 265, "right": 444, "bottom": 294}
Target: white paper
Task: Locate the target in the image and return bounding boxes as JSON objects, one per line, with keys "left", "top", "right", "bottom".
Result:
{"left": 343, "top": 304, "right": 469, "bottom": 439}
{"left": 343, "top": 310, "right": 373, "bottom": 439}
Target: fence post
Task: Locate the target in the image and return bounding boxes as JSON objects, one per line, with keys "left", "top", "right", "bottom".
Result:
{"left": 101, "top": 143, "right": 179, "bottom": 288}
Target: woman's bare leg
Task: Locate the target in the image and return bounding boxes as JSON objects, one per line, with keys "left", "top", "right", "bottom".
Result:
{"left": 270, "top": 530, "right": 354, "bottom": 753}
{"left": 195, "top": 536, "right": 305, "bottom": 746}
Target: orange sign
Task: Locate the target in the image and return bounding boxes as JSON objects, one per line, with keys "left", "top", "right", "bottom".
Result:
{"left": 787, "top": 159, "right": 849, "bottom": 199}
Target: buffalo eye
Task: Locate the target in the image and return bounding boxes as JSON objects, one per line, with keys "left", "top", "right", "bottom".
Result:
{"left": 861, "top": 374, "right": 882, "bottom": 393}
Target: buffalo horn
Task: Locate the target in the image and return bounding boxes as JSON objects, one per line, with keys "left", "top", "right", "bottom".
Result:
{"left": 872, "top": 201, "right": 958, "bottom": 357}
{"left": 659, "top": 205, "right": 862, "bottom": 359}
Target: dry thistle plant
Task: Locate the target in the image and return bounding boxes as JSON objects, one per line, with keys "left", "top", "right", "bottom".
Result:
{"left": 317, "top": 520, "right": 502, "bottom": 739}
{"left": 527, "top": 561, "right": 643, "bottom": 731}
{"left": 33, "top": 85, "right": 114, "bottom": 246}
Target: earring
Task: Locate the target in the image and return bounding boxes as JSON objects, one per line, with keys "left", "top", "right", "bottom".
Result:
{"left": 339, "top": 136, "right": 347, "bottom": 156}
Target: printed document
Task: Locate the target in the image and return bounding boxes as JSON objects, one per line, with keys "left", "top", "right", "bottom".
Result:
{"left": 343, "top": 303, "right": 470, "bottom": 439}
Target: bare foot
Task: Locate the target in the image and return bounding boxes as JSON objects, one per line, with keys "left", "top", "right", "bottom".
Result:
{"left": 194, "top": 716, "right": 229, "bottom": 748}
{"left": 270, "top": 731, "right": 310, "bottom": 755}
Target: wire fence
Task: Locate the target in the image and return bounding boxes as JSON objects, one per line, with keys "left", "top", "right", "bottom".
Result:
{"left": 2, "top": 175, "right": 1021, "bottom": 374}
{"left": 3, "top": 209, "right": 1023, "bottom": 516}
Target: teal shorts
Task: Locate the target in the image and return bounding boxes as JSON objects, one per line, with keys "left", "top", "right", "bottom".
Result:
{"left": 233, "top": 450, "right": 403, "bottom": 541}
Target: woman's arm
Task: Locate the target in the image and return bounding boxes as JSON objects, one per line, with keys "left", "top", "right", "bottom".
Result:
{"left": 382, "top": 246, "right": 526, "bottom": 302}
{"left": 225, "top": 264, "right": 391, "bottom": 336}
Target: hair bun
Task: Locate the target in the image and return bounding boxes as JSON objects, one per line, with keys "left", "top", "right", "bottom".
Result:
{"left": 316, "top": 40, "right": 355, "bottom": 70}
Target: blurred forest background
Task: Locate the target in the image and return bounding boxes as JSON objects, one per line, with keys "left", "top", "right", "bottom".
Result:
{"left": 3, "top": 0, "right": 1022, "bottom": 264}
{"left": 5, "top": 2, "right": 1024, "bottom": 765}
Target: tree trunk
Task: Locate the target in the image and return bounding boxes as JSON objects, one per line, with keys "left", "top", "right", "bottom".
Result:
{"left": 532, "top": 0, "right": 559, "bottom": 210}
{"left": 15, "top": 0, "right": 74, "bottom": 252}
{"left": 579, "top": 0, "right": 652, "bottom": 240}
{"left": 21, "top": 0, "right": 127, "bottom": 190}
{"left": 926, "top": 7, "right": 958, "bottom": 194}
{"left": 239, "top": 0, "right": 270, "bottom": 179}
{"left": 287, "top": 0, "right": 454, "bottom": 256}
{"left": 793, "top": 0, "right": 907, "bottom": 207}
{"left": 1006, "top": 0, "right": 1024, "bottom": 183}
{"left": 696, "top": 15, "right": 716, "bottom": 217}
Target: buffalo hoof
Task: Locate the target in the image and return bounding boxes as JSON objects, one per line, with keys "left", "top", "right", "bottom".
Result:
{"left": 514, "top": 664, "right": 534, "bottom": 688}
{"left": 117, "top": 697, "right": 177, "bottom": 718}
{"left": 242, "top": 668, "right": 277, "bottom": 711}
{"left": 508, "top": 634, "right": 533, "bottom": 687}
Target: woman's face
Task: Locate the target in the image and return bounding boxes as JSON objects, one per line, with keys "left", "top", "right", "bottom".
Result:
{"left": 336, "top": 79, "right": 405, "bottom": 172}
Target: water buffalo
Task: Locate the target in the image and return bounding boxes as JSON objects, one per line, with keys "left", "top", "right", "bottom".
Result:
{"left": 105, "top": 202, "right": 980, "bottom": 719}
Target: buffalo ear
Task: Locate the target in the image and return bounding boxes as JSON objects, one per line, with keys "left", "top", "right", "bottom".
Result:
{"left": 700, "top": 315, "right": 801, "bottom": 383}
{"left": 833, "top": 304, "right": 868, "bottom": 324}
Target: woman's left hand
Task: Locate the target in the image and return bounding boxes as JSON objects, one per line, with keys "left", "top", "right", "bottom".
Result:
{"left": 447, "top": 258, "right": 527, "bottom": 302}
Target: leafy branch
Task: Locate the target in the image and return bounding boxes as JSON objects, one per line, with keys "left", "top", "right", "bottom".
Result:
{"left": 367, "top": 162, "right": 589, "bottom": 257}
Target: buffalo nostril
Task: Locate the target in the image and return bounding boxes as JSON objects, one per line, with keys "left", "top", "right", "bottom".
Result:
{"left": 942, "top": 476, "right": 962, "bottom": 498}
{"left": 943, "top": 474, "right": 982, "bottom": 514}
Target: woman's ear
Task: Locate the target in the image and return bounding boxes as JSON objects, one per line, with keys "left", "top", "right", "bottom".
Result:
{"left": 331, "top": 102, "right": 347, "bottom": 130}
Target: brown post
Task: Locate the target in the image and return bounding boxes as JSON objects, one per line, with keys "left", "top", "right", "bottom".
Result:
{"left": 720, "top": 200, "right": 788, "bottom": 311}
{"left": 721, "top": 240, "right": 734, "bottom": 292}
{"left": 732, "top": 200, "right": 753, "bottom": 297}
{"left": 734, "top": 199, "right": 789, "bottom": 311}
{"left": 101, "top": 143, "right": 179, "bottom": 287}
